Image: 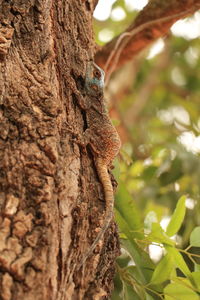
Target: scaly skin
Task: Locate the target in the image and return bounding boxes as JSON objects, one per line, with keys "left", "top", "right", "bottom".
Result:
{"left": 77, "top": 61, "right": 121, "bottom": 268}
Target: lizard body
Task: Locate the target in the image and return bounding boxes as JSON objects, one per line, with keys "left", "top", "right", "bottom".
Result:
{"left": 77, "top": 61, "right": 121, "bottom": 268}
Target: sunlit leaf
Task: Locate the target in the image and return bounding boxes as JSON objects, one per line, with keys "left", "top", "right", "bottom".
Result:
{"left": 146, "top": 223, "right": 175, "bottom": 246}
{"left": 190, "top": 227, "right": 200, "bottom": 247}
{"left": 166, "top": 195, "right": 186, "bottom": 236}
{"left": 113, "top": 157, "right": 121, "bottom": 182}
{"left": 195, "top": 264, "right": 200, "bottom": 271}
{"left": 164, "top": 281, "right": 199, "bottom": 300}
{"left": 167, "top": 247, "right": 192, "bottom": 280}
{"left": 151, "top": 253, "right": 174, "bottom": 284}
{"left": 145, "top": 294, "right": 155, "bottom": 300}
{"left": 191, "top": 272, "right": 200, "bottom": 291}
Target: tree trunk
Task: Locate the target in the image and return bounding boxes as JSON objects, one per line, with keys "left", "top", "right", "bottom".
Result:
{"left": 0, "top": 1, "right": 120, "bottom": 299}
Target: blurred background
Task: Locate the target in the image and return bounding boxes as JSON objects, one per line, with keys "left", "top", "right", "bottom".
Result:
{"left": 93, "top": 1, "right": 200, "bottom": 299}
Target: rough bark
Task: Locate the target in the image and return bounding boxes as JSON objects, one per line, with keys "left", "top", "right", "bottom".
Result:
{"left": 0, "top": 1, "right": 120, "bottom": 299}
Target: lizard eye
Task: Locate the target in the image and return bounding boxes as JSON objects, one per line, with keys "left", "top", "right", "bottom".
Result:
{"left": 93, "top": 69, "right": 101, "bottom": 79}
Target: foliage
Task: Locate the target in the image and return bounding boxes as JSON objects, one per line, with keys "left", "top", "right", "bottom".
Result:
{"left": 94, "top": 1, "right": 200, "bottom": 299}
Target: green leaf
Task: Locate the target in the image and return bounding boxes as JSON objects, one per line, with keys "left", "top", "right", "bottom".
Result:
{"left": 113, "top": 157, "right": 121, "bottom": 182}
{"left": 115, "top": 182, "right": 143, "bottom": 239}
{"left": 115, "top": 209, "right": 135, "bottom": 243}
{"left": 164, "top": 282, "right": 199, "bottom": 300}
{"left": 159, "top": 158, "right": 183, "bottom": 186}
{"left": 191, "top": 272, "right": 200, "bottom": 291}
{"left": 111, "top": 290, "right": 121, "bottom": 300}
{"left": 167, "top": 247, "right": 192, "bottom": 280}
{"left": 151, "top": 253, "right": 174, "bottom": 284}
{"left": 166, "top": 195, "right": 186, "bottom": 236}
{"left": 147, "top": 223, "right": 175, "bottom": 246}
{"left": 120, "top": 237, "right": 155, "bottom": 284}
{"left": 122, "top": 281, "right": 141, "bottom": 300}
{"left": 190, "top": 226, "right": 200, "bottom": 247}
{"left": 142, "top": 166, "right": 157, "bottom": 181}
{"left": 195, "top": 264, "right": 200, "bottom": 271}
{"left": 116, "top": 207, "right": 155, "bottom": 284}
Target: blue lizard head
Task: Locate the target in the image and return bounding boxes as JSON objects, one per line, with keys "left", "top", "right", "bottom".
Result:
{"left": 85, "top": 61, "right": 105, "bottom": 97}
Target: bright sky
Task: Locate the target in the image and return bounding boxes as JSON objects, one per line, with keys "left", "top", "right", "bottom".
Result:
{"left": 93, "top": 0, "right": 148, "bottom": 21}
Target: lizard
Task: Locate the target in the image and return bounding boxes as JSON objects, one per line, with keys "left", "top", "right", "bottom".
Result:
{"left": 74, "top": 60, "right": 121, "bottom": 269}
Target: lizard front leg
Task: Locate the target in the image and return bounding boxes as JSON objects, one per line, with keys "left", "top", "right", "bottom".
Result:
{"left": 67, "top": 127, "right": 101, "bottom": 159}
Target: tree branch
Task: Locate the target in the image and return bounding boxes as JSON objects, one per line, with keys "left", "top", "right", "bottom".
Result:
{"left": 95, "top": 0, "right": 200, "bottom": 78}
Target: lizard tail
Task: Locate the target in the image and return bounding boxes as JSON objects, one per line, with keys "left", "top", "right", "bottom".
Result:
{"left": 78, "top": 158, "right": 114, "bottom": 269}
